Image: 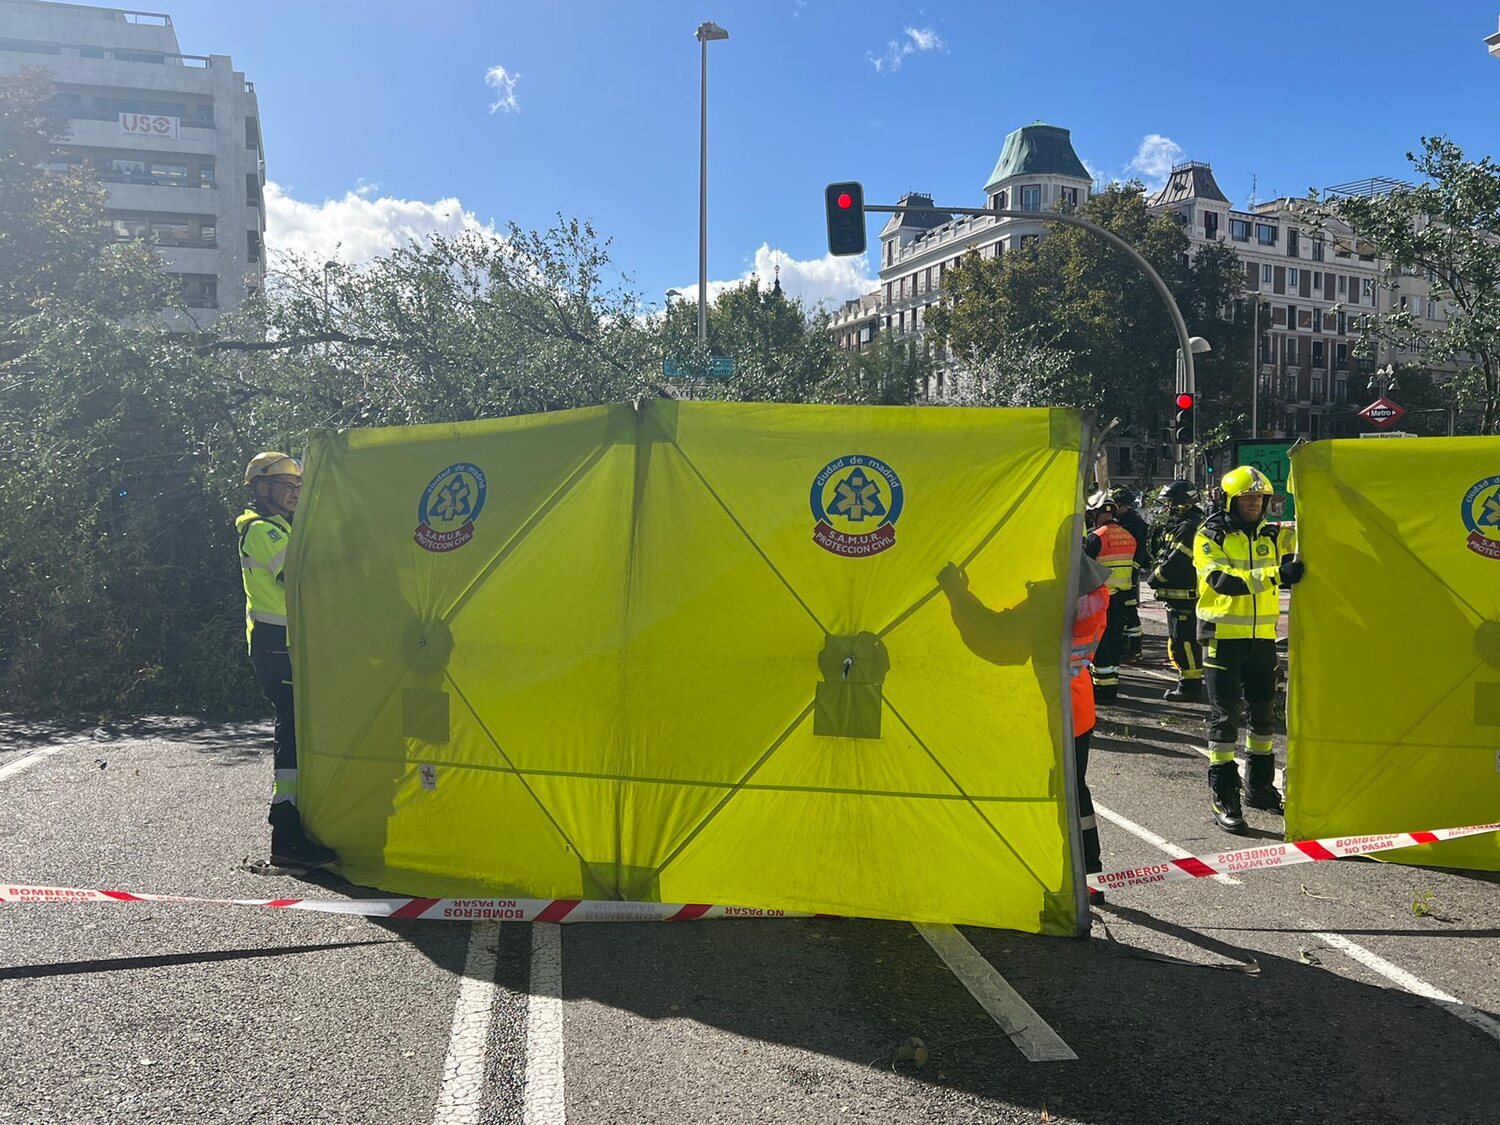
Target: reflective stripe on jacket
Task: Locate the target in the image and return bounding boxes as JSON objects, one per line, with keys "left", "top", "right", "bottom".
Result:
{"left": 237, "top": 508, "right": 293, "bottom": 650}
{"left": 1071, "top": 584, "right": 1109, "bottom": 736}
{"left": 1087, "top": 521, "right": 1138, "bottom": 592}
{"left": 1193, "top": 512, "right": 1296, "bottom": 640}
{"left": 1150, "top": 506, "right": 1205, "bottom": 601}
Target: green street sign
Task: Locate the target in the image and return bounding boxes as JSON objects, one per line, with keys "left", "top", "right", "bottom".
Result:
{"left": 662, "top": 356, "right": 735, "bottom": 380}
{"left": 1233, "top": 439, "right": 1296, "bottom": 521}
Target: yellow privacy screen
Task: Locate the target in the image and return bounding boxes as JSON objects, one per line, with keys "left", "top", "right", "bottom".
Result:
{"left": 1287, "top": 437, "right": 1500, "bottom": 871}
{"left": 289, "top": 401, "right": 1090, "bottom": 933}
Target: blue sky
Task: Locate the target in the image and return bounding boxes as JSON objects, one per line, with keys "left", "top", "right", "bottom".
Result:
{"left": 154, "top": 0, "right": 1500, "bottom": 309}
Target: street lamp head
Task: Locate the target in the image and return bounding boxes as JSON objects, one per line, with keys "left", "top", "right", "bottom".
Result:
{"left": 1188, "top": 336, "right": 1212, "bottom": 354}
{"left": 696, "top": 20, "right": 729, "bottom": 41}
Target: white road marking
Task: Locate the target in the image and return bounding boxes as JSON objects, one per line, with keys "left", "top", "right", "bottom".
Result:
{"left": 914, "top": 922, "right": 1077, "bottom": 1063}
{"left": 1093, "top": 802, "right": 1242, "bottom": 886}
{"left": 433, "top": 922, "right": 501, "bottom": 1125}
{"left": 1096, "top": 798, "right": 1497, "bottom": 1045}
{"left": 0, "top": 747, "right": 63, "bottom": 782}
{"left": 1314, "top": 931, "right": 1500, "bottom": 1045}
{"left": 524, "top": 923, "right": 566, "bottom": 1124}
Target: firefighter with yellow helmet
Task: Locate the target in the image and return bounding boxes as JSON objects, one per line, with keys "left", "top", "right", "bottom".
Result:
{"left": 238, "top": 452, "right": 336, "bottom": 868}
{"left": 1194, "top": 465, "right": 1303, "bottom": 834}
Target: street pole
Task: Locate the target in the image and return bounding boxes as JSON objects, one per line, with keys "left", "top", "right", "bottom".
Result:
{"left": 1251, "top": 296, "right": 1260, "bottom": 439}
{"left": 696, "top": 21, "right": 728, "bottom": 345}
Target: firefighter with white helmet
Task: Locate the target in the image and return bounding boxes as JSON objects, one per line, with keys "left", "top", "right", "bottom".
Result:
{"left": 1194, "top": 465, "right": 1303, "bottom": 834}
{"left": 237, "top": 452, "right": 336, "bottom": 868}
{"left": 1083, "top": 490, "right": 1139, "bottom": 703}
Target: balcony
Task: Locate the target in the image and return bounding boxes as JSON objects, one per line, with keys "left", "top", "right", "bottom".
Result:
{"left": 62, "top": 116, "right": 217, "bottom": 154}
{"left": 102, "top": 180, "right": 217, "bottom": 213}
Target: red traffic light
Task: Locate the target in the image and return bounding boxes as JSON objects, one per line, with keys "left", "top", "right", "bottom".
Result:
{"left": 1175, "top": 392, "right": 1194, "bottom": 410}
{"left": 837, "top": 192, "right": 853, "bottom": 210}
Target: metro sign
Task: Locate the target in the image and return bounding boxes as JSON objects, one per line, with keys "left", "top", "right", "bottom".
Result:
{"left": 1359, "top": 396, "right": 1406, "bottom": 429}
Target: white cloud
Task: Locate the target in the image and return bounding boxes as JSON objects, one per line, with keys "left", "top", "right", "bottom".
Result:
{"left": 868, "top": 26, "right": 946, "bottom": 73}
{"left": 485, "top": 65, "right": 521, "bottom": 114}
{"left": 263, "top": 181, "right": 496, "bottom": 267}
{"left": 672, "top": 244, "right": 877, "bottom": 311}
{"left": 1124, "top": 134, "right": 1186, "bottom": 190}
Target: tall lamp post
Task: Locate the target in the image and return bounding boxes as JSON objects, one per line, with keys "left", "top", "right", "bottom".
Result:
{"left": 696, "top": 20, "right": 729, "bottom": 344}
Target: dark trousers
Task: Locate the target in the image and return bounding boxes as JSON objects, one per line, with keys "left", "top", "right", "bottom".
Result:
{"left": 1075, "top": 730, "right": 1101, "bottom": 875}
{"left": 250, "top": 626, "right": 297, "bottom": 826}
{"left": 1165, "top": 600, "right": 1204, "bottom": 683}
{"left": 1204, "top": 637, "right": 1276, "bottom": 747}
{"left": 1092, "top": 591, "right": 1129, "bottom": 697}
{"left": 1122, "top": 584, "right": 1142, "bottom": 653}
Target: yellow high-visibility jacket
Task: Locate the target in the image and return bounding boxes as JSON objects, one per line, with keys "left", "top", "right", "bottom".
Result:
{"left": 236, "top": 508, "right": 292, "bottom": 649}
{"left": 1194, "top": 510, "right": 1297, "bottom": 641}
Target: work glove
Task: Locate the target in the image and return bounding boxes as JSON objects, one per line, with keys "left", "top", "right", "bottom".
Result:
{"left": 1277, "top": 560, "right": 1305, "bottom": 587}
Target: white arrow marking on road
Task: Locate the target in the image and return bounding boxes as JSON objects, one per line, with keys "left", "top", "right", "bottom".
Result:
{"left": 525, "top": 923, "right": 566, "bottom": 1124}
{"left": 915, "top": 922, "right": 1077, "bottom": 1063}
{"left": 434, "top": 922, "right": 502, "bottom": 1125}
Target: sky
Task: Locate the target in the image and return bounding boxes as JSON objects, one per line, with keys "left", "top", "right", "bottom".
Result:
{"left": 143, "top": 0, "right": 1500, "bottom": 312}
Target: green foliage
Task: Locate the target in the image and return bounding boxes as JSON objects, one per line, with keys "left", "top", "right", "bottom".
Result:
{"left": 924, "top": 185, "right": 1254, "bottom": 471}
{"left": 1314, "top": 136, "right": 1500, "bottom": 434}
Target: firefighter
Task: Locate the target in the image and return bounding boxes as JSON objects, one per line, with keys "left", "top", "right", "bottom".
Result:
{"left": 238, "top": 452, "right": 337, "bottom": 868}
{"left": 1084, "top": 491, "right": 1139, "bottom": 703}
{"left": 1146, "top": 480, "right": 1207, "bottom": 702}
{"left": 1110, "top": 486, "right": 1151, "bottom": 661}
{"left": 1194, "top": 466, "right": 1303, "bottom": 834}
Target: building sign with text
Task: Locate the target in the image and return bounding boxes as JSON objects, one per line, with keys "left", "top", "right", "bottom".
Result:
{"left": 119, "top": 113, "right": 180, "bottom": 139}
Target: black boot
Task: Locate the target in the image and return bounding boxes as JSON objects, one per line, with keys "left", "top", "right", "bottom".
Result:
{"left": 1244, "top": 753, "right": 1284, "bottom": 814}
{"left": 1209, "top": 762, "right": 1247, "bottom": 834}
{"left": 1163, "top": 680, "right": 1204, "bottom": 702}
{"left": 269, "top": 804, "right": 338, "bottom": 868}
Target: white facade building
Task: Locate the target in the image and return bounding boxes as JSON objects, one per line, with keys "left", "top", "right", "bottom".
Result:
{"left": 0, "top": 0, "right": 266, "bottom": 328}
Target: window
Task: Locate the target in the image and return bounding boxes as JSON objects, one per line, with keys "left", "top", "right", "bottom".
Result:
{"left": 111, "top": 218, "right": 148, "bottom": 240}
{"left": 1261, "top": 264, "right": 1273, "bottom": 284}
{"left": 1361, "top": 278, "right": 1373, "bottom": 302}
{"left": 1256, "top": 223, "right": 1278, "bottom": 245}
{"left": 245, "top": 116, "right": 260, "bottom": 150}
{"left": 1312, "top": 271, "right": 1322, "bottom": 290}
{"left": 148, "top": 162, "right": 188, "bottom": 185}
{"left": 1312, "top": 308, "right": 1322, "bottom": 334}
{"left": 884, "top": 282, "right": 893, "bottom": 304}
{"left": 1312, "top": 341, "right": 1325, "bottom": 368}
{"left": 1203, "top": 211, "right": 1218, "bottom": 240}
{"left": 1336, "top": 311, "right": 1347, "bottom": 335}
{"left": 247, "top": 229, "right": 262, "bottom": 263}
{"left": 1060, "top": 186, "right": 1079, "bottom": 209}
{"left": 1230, "top": 218, "right": 1252, "bottom": 242}
{"left": 1312, "top": 374, "right": 1324, "bottom": 398}
{"left": 1335, "top": 379, "right": 1349, "bottom": 403}
{"left": 199, "top": 222, "right": 215, "bottom": 245}
{"left": 1287, "top": 304, "right": 1297, "bottom": 329}
{"left": 884, "top": 242, "right": 893, "bottom": 267}
{"left": 1289, "top": 268, "right": 1300, "bottom": 288}
{"left": 246, "top": 172, "right": 261, "bottom": 207}
{"left": 1258, "top": 335, "right": 1273, "bottom": 363}
{"left": 1019, "top": 185, "right": 1041, "bottom": 212}
{"left": 198, "top": 165, "right": 216, "bottom": 189}
{"left": 1287, "top": 229, "right": 1300, "bottom": 257}
{"left": 1338, "top": 276, "right": 1347, "bottom": 297}
{"left": 1286, "top": 337, "right": 1299, "bottom": 363}
{"left": 1312, "top": 238, "right": 1325, "bottom": 261}
{"left": 1018, "top": 234, "right": 1039, "bottom": 249}
{"left": 993, "top": 190, "right": 1007, "bottom": 210}
{"left": 1336, "top": 343, "right": 1348, "bottom": 370}
{"left": 152, "top": 221, "right": 191, "bottom": 244}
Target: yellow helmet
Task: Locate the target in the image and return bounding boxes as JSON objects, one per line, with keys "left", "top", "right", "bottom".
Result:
{"left": 1219, "top": 465, "right": 1273, "bottom": 511}
{"left": 243, "top": 451, "right": 301, "bottom": 486}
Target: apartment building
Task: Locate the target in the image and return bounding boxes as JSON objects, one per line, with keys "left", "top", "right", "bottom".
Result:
{"left": 0, "top": 0, "right": 266, "bottom": 328}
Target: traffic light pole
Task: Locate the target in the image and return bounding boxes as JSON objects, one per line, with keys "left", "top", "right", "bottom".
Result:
{"left": 865, "top": 202, "right": 1201, "bottom": 479}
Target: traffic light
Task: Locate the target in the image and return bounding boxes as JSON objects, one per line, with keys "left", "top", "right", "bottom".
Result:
{"left": 825, "top": 181, "right": 866, "bottom": 256}
{"left": 1172, "top": 391, "right": 1195, "bottom": 444}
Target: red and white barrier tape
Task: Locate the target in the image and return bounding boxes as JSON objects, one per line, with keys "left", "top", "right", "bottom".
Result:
{"left": 1088, "top": 822, "right": 1500, "bottom": 892}
{"left": 0, "top": 884, "right": 820, "bottom": 923}
{"left": 4, "top": 822, "right": 1493, "bottom": 920}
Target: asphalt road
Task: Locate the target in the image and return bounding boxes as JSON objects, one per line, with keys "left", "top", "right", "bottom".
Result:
{"left": 2, "top": 612, "right": 1496, "bottom": 1124}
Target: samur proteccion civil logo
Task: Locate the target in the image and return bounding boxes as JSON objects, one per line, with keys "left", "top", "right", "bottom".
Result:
{"left": 810, "top": 454, "right": 904, "bottom": 558}
{"left": 415, "top": 463, "right": 487, "bottom": 553}
{"left": 1460, "top": 475, "right": 1500, "bottom": 560}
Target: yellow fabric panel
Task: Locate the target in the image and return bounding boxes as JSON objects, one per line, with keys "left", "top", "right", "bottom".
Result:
{"left": 1287, "top": 437, "right": 1500, "bottom": 870}
{"left": 290, "top": 402, "right": 1088, "bottom": 931}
